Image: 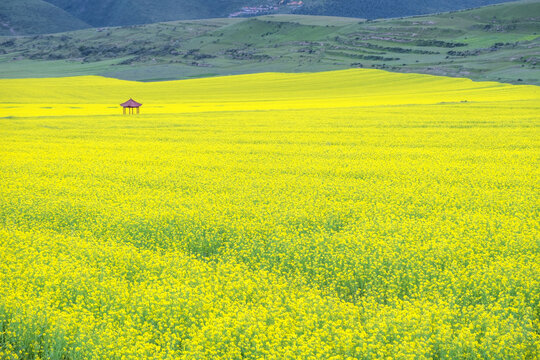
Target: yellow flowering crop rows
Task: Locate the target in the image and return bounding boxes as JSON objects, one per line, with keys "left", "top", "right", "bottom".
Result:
{"left": 0, "top": 70, "right": 538, "bottom": 359}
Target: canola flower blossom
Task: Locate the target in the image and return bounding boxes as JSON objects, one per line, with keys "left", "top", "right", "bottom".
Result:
{"left": 0, "top": 69, "right": 538, "bottom": 359}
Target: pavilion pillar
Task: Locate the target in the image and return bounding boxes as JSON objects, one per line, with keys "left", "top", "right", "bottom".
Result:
{"left": 123, "top": 107, "right": 126, "bottom": 115}
{"left": 137, "top": 107, "right": 139, "bottom": 114}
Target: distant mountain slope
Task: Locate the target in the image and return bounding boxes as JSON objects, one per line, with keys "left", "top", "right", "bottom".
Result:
{"left": 43, "top": 0, "right": 264, "bottom": 26}
{"left": 43, "top": 0, "right": 513, "bottom": 27}
{"left": 297, "top": 0, "right": 512, "bottom": 19}
{"left": 0, "top": 0, "right": 90, "bottom": 35}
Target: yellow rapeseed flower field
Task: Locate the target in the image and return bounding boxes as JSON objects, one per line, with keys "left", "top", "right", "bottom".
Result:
{"left": 0, "top": 69, "right": 538, "bottom": 359}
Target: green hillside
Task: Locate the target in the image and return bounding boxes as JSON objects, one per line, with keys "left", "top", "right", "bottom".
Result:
{"left": 43, "top": 0, "right": 511, "bottom": 27}
{"left": 297, "top": 0, "right": 510, "bottom": 19}
{"left": 0, "top": 0, "right": 90, "bottom": 36}
{"left": 0, "top": 0, "right": 538, "bottom": 84}
{"left": 43, "top": 0, "right": 272, "bottom": 26}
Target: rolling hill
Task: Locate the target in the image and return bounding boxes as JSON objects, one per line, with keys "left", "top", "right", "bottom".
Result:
{"left": 42, "top": 0, "right": 513, "bottom": 27}
{"left": 0, "top": 0, "right": 538, "bottom": 84}
{"left": 0, "top": 0, "right": 90, "bottom": 36}
{"left": 297, "top": 0, "right": 512, "bottom": 19}
{"left": 42, "top": 0, "right": 262, "bottom": 27}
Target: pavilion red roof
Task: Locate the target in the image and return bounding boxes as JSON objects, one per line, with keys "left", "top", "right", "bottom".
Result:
{"left": 120, "top": 99, "right": 142, "bottom": 107}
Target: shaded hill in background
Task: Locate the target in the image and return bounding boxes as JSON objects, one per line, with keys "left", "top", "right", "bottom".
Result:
{"left": 43, "top": 0, "right": 512, "bottom": 27}
{"left": 0, "top": 0, "right": 523, "bottom": 34}
{"left": 43, "top": 0, "right": 269, "bottom": 27}
{"left": 0, "top": 0, "right": 90, "bottom": 36}
{"left": 297, "top": 0, "right": 512, "bottom": 19}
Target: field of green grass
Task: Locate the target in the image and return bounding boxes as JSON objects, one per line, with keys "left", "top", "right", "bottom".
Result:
{"left": 1, "top": 0, "right": 538, "bottom": 84}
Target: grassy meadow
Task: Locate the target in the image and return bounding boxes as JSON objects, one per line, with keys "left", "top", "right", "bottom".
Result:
{"left": 0, "top": 69, "right": 539, "bottom": 359}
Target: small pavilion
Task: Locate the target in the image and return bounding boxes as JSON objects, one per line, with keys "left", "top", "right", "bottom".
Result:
{"left": 120, "top": 99, "right": 142, "bottom": 114}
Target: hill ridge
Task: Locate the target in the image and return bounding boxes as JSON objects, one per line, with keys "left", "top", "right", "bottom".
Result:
{"left": 42, "top": 0, "right": 512, "bottom": 27}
